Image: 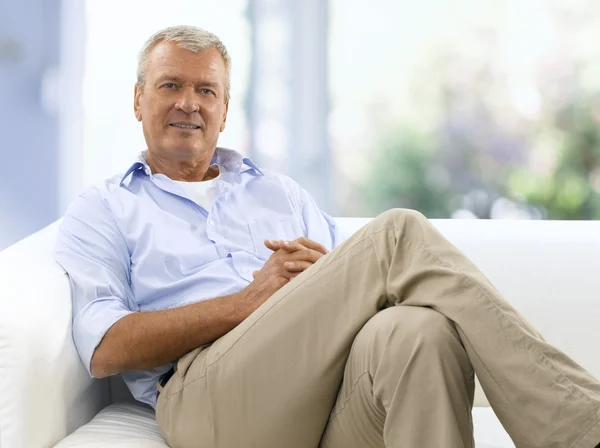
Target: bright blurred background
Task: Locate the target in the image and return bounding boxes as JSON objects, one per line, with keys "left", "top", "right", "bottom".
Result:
{"left": 2, "top": 0, "right": 600, "bottom": 250}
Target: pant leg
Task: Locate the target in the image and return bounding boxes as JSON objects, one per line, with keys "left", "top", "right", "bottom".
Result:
{"left": 156, "top": 209, "right": 600, "bottom": 448}
{"left": 319, "top": 307, "right": 475, "bottom": 448}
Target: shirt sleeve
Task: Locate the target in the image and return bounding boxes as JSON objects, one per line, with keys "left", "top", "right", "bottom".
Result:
{"left": 54, "top": 187, "right": 136, "bottom": 377}
{"left": 294, "top": 183, "right": 346, "bottom": 250}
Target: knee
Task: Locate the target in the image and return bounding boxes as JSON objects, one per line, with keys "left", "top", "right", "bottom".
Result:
{"left": 374, "top": 208, "right": 428, "bottom": 229}
{"left": 363, "top": 307, "right": 458, "bottom": 354}
{"left": 402, "top": 307, "right": 458, "bottom": 351}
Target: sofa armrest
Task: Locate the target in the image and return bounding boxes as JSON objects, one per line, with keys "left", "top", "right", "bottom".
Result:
{"left": 0, "top": 222, "right": 108, "bottom": 448}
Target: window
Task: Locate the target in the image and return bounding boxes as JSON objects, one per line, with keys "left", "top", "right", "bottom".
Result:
{"left": 329, "top": 0, "right": 600, "bottom": 219}
{"left": 83, "top": 0, "right": 600, "bottom": 220}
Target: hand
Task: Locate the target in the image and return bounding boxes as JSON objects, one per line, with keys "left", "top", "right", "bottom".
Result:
{"left": 238, "top": 237, "right": 328, "bottom": 319}
{"left": 248, "top": 237, "right": 327, "bottom": 294}
{"left": 261, "top": 237, "right": 328, "bottom": 276}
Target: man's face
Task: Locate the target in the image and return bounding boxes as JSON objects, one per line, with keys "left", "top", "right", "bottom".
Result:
{"left": 134, "top": 42, "right": 229, "bottom": 161}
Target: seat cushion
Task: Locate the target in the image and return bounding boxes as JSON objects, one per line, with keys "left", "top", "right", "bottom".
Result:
{"left": 55, "top": 403, "right": 514, "bottom": 447}
{"left": 54, "top": 403, "right": 168, "bottom": 447}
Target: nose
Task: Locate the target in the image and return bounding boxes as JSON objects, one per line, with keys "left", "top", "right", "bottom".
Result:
{"left": 175, "top": 87, "right": 200, "bottom": 114}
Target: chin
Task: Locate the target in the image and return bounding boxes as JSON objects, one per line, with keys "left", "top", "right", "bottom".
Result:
{"left": 162, "top": 145, "right": 210, "bottom": 159}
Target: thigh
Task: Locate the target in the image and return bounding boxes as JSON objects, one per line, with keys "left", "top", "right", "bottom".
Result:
{"left": 156, "top": 216, "right": 398, "bottom": 448}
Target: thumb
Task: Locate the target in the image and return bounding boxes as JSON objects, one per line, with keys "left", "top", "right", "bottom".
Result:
{"left": 252, "top": 270, "right": 259, "bottom": 278}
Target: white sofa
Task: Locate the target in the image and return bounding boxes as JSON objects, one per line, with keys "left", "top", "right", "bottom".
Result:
{"left": 1, "top": 217, "right": 599, "bottom": 448}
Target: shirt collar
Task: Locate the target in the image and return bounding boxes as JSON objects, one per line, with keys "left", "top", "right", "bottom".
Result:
{"left": 120, "top": 147, "right": 263, "bottom": 186}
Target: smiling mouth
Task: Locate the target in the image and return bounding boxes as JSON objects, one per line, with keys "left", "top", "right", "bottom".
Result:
{"left": 170, "top": 124, "right": 201, "bottom": 130}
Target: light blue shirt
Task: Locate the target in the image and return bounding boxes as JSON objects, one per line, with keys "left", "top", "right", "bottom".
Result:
{"left": 54, "top": 148, "right": 342, "bottom": 408}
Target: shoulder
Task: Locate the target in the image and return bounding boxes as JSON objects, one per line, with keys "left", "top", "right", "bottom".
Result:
{"left": 63, "top": 173, "right": 125, "bottom": 220}
{"left": 254, "top": 169, "right": 304, "bottom": 194}
{"left": 56, "top": 174, "right": 130, "bottom": 256}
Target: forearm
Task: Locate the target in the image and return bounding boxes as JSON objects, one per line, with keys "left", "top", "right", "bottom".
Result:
{"left": 91, "top": 290, "right": 252, "bottom": 378}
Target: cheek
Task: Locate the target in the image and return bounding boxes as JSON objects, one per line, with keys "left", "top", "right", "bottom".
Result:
{"left": 146, "top": 105, "right": 169, "bottom": 127}
{"left": 204, "top": 103, "right": 226, "bottom": 123}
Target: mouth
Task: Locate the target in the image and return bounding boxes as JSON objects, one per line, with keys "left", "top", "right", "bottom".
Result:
{"left": 169, "top": 123, "right": 201, "bottom": 130}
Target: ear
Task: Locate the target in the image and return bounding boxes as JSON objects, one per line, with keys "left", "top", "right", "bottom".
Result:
{"left": 220, "top": 102, "right": 229, "bottom": 132}
{"left": 134, "top": 84, "right": 143, "bottom": 122}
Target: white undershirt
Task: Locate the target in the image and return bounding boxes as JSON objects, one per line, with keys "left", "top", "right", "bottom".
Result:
{"left": 175, "top": 173, "right": 221, "bottom": 210}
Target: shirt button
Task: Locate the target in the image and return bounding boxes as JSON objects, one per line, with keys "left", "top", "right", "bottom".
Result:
{"left": 208, "top": 220, "right": 215, "bottom": 226}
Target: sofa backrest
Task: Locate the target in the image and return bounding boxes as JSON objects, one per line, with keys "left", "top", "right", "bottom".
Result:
{"left": 0, "top": 222, "right": 109, "bottom": 448}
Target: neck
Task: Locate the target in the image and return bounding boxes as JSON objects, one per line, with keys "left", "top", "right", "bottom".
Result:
{"left": 147, "top": 150, "right": 219, "bottom": 182}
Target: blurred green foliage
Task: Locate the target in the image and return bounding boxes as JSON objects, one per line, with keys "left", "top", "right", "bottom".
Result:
{"left": 362, "top": 0, "right": 600, "bottom": 220}
{"left": 363, "top": 130, "right": 454, "bottom": 218}
{"left": 508, "top": 96, "right": 600, "bottom": 219}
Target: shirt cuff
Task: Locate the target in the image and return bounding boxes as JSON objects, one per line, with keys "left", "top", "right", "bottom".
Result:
{"left": 72, "top": 297, "right": 134, "bottom": 378}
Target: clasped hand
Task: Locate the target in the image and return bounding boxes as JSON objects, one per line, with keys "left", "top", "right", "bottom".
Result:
{"left": 251, "top": 237, "right": 329, "bottom": 284}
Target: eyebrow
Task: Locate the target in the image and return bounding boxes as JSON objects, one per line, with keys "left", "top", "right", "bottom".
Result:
{"left": 155, "top": 75, "right": 184, "bottom": 85}
{"left": 155, "top": 75, "right": 219, "bottom": 90}
{"left": 196, "top": 81, "right": 220, "bottom": 90}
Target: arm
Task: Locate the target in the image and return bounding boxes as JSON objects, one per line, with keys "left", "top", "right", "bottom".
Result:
{"left": 93, "top": 244, "right": 323, "bottom": 378}
{"left": 90, "top": 282, "right": 271, "bottom": 378}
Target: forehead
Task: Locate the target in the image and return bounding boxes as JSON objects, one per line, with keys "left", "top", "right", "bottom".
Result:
{"left": 145, "top": 41, "right": 226, "bottom": 82}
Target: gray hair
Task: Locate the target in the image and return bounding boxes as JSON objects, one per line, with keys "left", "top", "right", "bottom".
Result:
{"left": 136, "top": 25, "right": 231, "bottom": 102}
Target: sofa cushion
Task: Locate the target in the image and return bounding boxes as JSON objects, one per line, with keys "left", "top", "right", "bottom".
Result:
{"left": 54, "top": 403, "right": 168, "bottom": 447}
{"left": 54, "top": 403, "right": 514, "bottom": 447}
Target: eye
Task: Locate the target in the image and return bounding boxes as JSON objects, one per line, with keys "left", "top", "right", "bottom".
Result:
{"left": 201, "top": 88, "right": 215, "bottom": 95}
{"left": 163, "top": 83, "right": 177, "bottom": 89}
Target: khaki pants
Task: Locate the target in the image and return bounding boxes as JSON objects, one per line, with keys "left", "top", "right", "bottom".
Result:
{"left": 156, "top": 209, "right": 600, "bottom": 448}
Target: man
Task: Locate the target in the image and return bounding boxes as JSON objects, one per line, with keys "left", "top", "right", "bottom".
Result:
{"left": 54, "top": 25, "right": 600, "bottom": 448}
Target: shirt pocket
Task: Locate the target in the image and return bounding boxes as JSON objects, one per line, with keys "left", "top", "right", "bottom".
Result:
{"left": 248, "top": 218, "right": 304, "bottom": 260}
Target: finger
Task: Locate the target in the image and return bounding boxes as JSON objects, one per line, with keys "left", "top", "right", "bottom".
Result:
{"left": 289, "top": 269, "right": 310, "bottom": 280}
{"left": 283, "top": 269, "right": 304, "bottom": 281}
{"left": 289, "top": 272, "right": 302, "bottom": 280}
{"left": 288, "top": 248, "right": 323, "bottom": 264}
{"left": 263, "top": 239, "right": 308, "bottom": 254}
{"left": 280, "top": 240, "right": 307, "bottom": 253}
{"left": 264, "top": 239, "right": 283, "bottom": 251}
{"left": 252, "top": 270, "right": 259, "bottom": 278}
{"left": 283, "top": 260, "right": 313, "bottom": 272}
{"left": 294, "top": 237, "right": 328, "bottom": 255}
{"left": 266, "top": 239, "right": 328, "bottom": 257}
